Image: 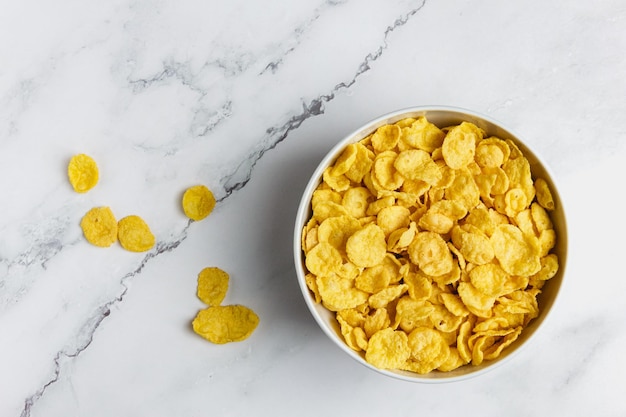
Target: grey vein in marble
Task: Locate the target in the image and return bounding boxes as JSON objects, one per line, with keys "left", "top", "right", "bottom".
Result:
{"left": 260, "top": 0, "right": 338, "bottom": 75}
{"left": 220, "top": 0, "right": 427, "bottom": 200}
{"left": 19, "top": 227, "right": 189, "bottom": 417}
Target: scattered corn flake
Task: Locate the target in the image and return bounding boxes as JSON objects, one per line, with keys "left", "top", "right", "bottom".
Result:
{"left": 117, "top": 215, "right": 155, "bottom": 252}
{"left": 68, "top": 153, "right": 99, "bottom": 193}
{"left": 182, "top": 185, "right": 216, "bottom": 221}
{"left": 81, "top": 206, "right": 118, "bottom": 247}
{"left": 192, "top": 305, "right": 259, "bottom": 344}
{"left": 197, "top": 267, "right": 229, "bottom": 306}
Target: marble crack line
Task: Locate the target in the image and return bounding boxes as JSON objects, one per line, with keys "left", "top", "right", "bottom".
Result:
{"left": 219, "top": 0, "right": 427, "bottom": 199}
{"left": 19, "top": 224, "right": 190, "bottom": 417}
{"left": 259, "top": 0, "right": 332, "bottom": 75}
{"left": 128, "top": 61, "right": 206, "bottom": 96}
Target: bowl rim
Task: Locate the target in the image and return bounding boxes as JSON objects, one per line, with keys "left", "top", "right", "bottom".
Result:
{"left": 293, "top": 105, "right": 568, "bottom": 383}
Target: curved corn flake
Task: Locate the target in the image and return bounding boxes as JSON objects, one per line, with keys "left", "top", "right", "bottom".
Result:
{"left": 503, "top": 187, "right": 528, "bottom": 218}
{"left": 491, "top": 224, "right": 541, "bottom": 276}
{"left": 117, "top": 215, "right": 155, "bottom": 252}
{"left": 469, "top": 263, "right": 508, "bottom": 297}
{"left": 503, "top": 157, "right": 535, "bottom": 204}
{"left": 394, "top": 117, "right": 417, "bottom": 129}
{"left": 387, "top": 222, "right": 418, "bottom": 253}
{"left": 538, "top": 228, "right": 557, "bottom": 257}
{"left": 312, "top": 201, "right": 349, "bottom": 222}
{"left": 345, "top": 143, "right": 374, "bottom": 183}
{"left": 342, "top": 187, "right": 373, "bottom": 218}
{"left": 394, "top": 149, "right": 442, "bottom": 185}
{"left": 530, "top": 202, "right": 553, "bottom": 233}
{"left": 457, "top": 318, "right": 475, "bottom": 363}
{"left": 381, "top": 253, "right": 405, "bottom": 284}
{"left": 317, "top": 274, "right": 369, "bottom": 312}
{"left": 68, "top": 154, "right": 99, "bottom": 193}
{"left": 430, "top": 199, "right": 468, "bottom": 220}
{"left": 475, "top": 137, "right": 510, "bottom": 168}
{"left": 445, "top": 168, "right": 480, "bottom": 211}
{"left": 464, "top": 206, "right": 497, "bottom": 237}
{"left": 400, "top": 116, "right": 445, "bottom": 153}
{"left": 458, "top": 230, "right": 494, "bottom": 266}
{"left": 439, "top": 293, "right": 470, "bottom": 317}
{"left": 442, "top": 122, "right": 482, "bottom": 169}
{"left": 302, "top": 220, "right": 319, "bottom": 253}
{"left": 430, "top": 261, "right": 461, "bottom": 286}
{"left": 182, "top": 185, "right": 216, "bottom": 221}
{"left": 395, "top": 297, "right": 434, "bottom": 332}
{"left": 438, "top": 347, "right": 467, "bottom": 372}
{"left": 405, "top": 327, "right": 450, "bottom": 374}
{"left": 331, "top": 143, "right": 358, "bottom": 176}
{"left": 317, "top": 215, "right": 361, "bottom": 252}
{"left": 501, "top": 275, "right": 530, "bottom": 296}
{"left": 337, "top": 308, "right": 367, "bottom": 328}
{"left": 355, "top": 265, "right": 392, "bottom": 294}
{"left": 197, "top": 267, "right": 229, "bottom": 306}
{"left": 337, "top": 262, "right": 360, "bottom": 280}
{"left": 376, "top": 205, "right": 410, "bottom": 236}
{"left": 458, "top": 281, "right": 496, "bottom": 317}
{"left": 401, "top": 178, "right": 431, "bottom": 197}
{"left": 365, "top": 328, "right": 410, "bottom": 369}
{"left": 530, "top": 254, "right": 559, "bottom": 281}
{"left": 514, "top": 209, "right": 535, "bottom": 236}
{"left": 430, "top": 304, "right": 464, "bottom": 333}
{"left": 364, "top": 308, "right": 391, "bottom": 338}
{"left": 404, "top": 271, "right": 433, "bottom": 301}
{"left": 305, "top": 242, "right": 342, "bottom": 276}
{"left": 372, "top": 151, "right": 404, "bottom": 191}
{"left": 408, "top": 231, "right": 453, "bottom": 277}
{"left": 371, "top": 124, "right": 401, "bottom": 152}
{"left": 368, "top": 284, "right": 408, "bottom": 309}
{"left": 337, "top": 315, "right": 363, "bottom": 352}
{"left": 346, "top": 223, "right": 387, "bottom": 268}
{"left": 81, "top": 206, "right": 117, "bottom": 247}
{"left": 470, "top": 327, "right": 522, "bottom": 365}
{"left": 418, "top": 211, "right": 454, "bottom": 234}
{"left": 483, "top": 327, "right": 523, "bottom": 361}
{"left": 323, "top": 167, "right": 351, "bottom": 192}
{"left": 535, "top": 178, "right": 555, "bottom": 211}
{"left": 192, "top": 305, "right": 259, "bottom": 344}
{"left": 305, "top": 273, "right": 321, "bottom": 303}
{"left": 312, "top": 189, "right": 342, "bottom": 209}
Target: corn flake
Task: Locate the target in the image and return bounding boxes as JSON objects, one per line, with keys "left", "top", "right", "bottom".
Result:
{"left": 394, "top": 149, "right": 442, "bottom": 185}
{"left": 442, "top": 122, "right": 482, "bottom": 169}
{"left": 365, "top": 328, "right": 411, "bottom": 369}
{"left": 346, "top": 223, "right": 387, "bottom": 268}
{"left": 81, "top": 206, "right": 118, "bottom": 247}
{"left": 192, "top": 305, "right": 259, "bottom": 344}
{"left": 182, "top": 185, "right": 216, "bottom": 221}
{"left": 197, "top": 267, "right": 229, "bottom": 306}
{"left": 68, "top": 154, "right": 99, "bottom": 193}
{"left": 117, "top": 215, "right": 155, "bottom": 252}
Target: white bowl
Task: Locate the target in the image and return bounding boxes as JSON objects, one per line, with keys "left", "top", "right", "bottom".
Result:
{"left": 293, "top": 105, "right": 567, "bottom": 382}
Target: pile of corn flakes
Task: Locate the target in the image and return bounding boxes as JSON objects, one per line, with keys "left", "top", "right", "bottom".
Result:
{"left": 301, "top": 116, "right": 559, "bottom": 374}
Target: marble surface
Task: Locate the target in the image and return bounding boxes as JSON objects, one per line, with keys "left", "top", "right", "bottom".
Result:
{"left": 1, "top": 0, "right": 625, "bottom": 415}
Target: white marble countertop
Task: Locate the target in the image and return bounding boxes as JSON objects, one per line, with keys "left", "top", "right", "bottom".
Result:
{"left": 2, "top": 1, "right": 625, "bottom": 415}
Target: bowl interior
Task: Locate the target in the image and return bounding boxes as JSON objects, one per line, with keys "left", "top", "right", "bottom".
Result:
{"left": 294, "top": 106, "right": 567, "bottom": 382}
